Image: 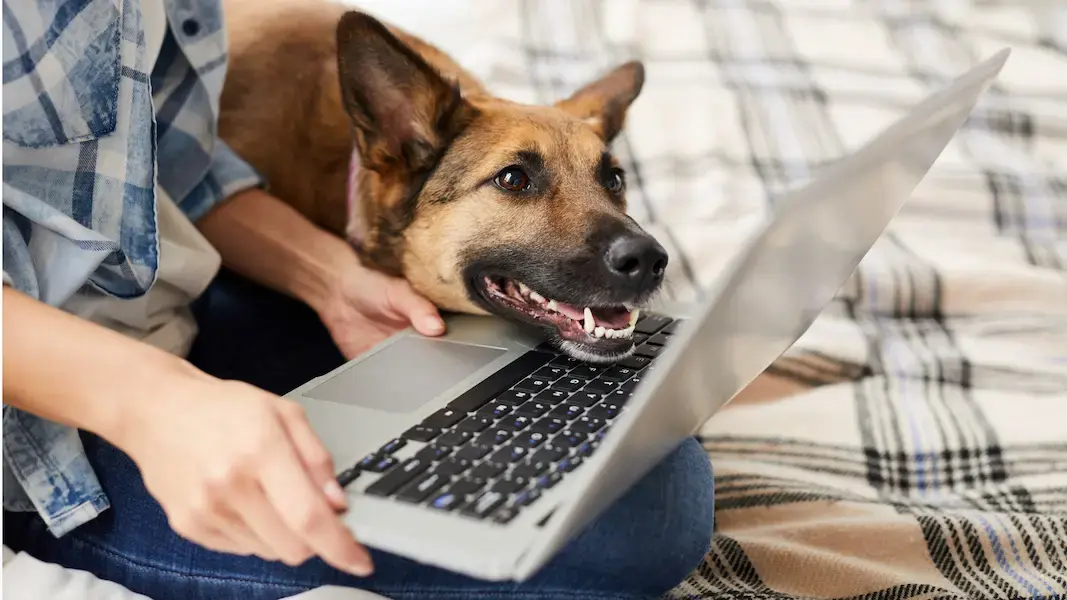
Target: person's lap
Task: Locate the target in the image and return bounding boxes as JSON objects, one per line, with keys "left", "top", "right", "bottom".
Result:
{"left": 4, "top": 269, "right": 714, "bottom": 600}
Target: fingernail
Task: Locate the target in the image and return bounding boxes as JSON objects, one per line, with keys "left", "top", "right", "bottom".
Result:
{"left": 350, "top": 553, "right": 374, "bottom": 576}
{"left": 324, "top": 480, "right": 348, "bottom": 509}
{"left": 421, "top": 317, "right": 445, "bottom": 335}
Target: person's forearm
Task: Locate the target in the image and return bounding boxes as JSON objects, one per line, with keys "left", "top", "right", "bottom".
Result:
{"left": 197, "top": 189, "right": 354, "bottom": 315}
{"left": 2, "top": 288, "right": 195, "bottom": 440}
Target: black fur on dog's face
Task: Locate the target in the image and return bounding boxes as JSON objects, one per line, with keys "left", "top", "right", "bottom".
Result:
{"left": 336, "top": 12, "right": 666, "bottom": 362}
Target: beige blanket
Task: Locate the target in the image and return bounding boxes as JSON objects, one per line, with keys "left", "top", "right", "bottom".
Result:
{"left": 361, "top": 0, "right": 1067, "bottom": 597}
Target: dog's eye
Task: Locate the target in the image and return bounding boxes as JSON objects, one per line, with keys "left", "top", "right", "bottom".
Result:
{"left": 606, "top": 169, "right": 625, "bottom": 194}
{"left": 494, "top": 166, "right": 531, "bottom": 192}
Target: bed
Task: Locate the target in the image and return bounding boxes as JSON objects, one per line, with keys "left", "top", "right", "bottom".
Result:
{"left": 357, "top": 0, "right": 1067, "bottom": 597}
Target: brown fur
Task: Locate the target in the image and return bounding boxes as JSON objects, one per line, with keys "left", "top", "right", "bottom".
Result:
{"left": 219, "top": 0, "right": 650, "bottom": 319}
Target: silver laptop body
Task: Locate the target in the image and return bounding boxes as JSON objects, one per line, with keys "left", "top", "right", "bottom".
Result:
{"left": 285, "top": 49, "right": 1009, "bottom": 581}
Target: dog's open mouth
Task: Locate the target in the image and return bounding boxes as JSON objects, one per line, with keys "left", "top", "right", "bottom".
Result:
{"left": 477, "top": 275, "right": 640, "bottom": 362}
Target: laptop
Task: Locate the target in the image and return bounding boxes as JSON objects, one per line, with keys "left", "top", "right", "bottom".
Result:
{"left": 285, "top": 49, "right": 1010, "bottom": 581}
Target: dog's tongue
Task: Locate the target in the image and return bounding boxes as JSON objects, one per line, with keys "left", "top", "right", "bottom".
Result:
{"left": 552, "top": 301, "right": 586, "bottom": 321}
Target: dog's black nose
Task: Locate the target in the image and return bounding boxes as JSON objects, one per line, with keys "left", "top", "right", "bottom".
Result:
{"left": 604, "top": 233, "right": 668, "bottom": 292}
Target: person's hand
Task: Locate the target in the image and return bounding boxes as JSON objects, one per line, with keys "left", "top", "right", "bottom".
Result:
{"left": 316, "top": 255, "right": 446, "bottom": 360}
{"left": 110, "top": 365, "right": 373, "bottom": 575}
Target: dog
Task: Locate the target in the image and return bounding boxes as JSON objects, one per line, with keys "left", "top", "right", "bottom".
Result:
{"left": 219, "top": 0, "right": 667, "bottom": 362}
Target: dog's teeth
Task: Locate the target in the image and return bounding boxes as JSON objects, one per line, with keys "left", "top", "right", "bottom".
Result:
{"left": 629, "top": 309, "right": 641, "bottom": 327}
{"left": 584, "top": 307, "right": 595, "bottom": 333}
{"left": 547, "top": 300, "right": 558, "bottom": 312}
{"left": 518, "top": 282, "right": 531, "bottom": 296}
{"left": 604, "top": 329, "right": 616, "bottom": 339}
{"left": 530, "top": 291, "right": 545, "bottom": 303}
{"left": 594, "top": 326, "right": 606, "bottom": 338}
{"left": 622, "top": 325, "right": 635, "bottom": 338}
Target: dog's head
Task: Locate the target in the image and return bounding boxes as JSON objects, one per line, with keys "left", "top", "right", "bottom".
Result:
{"left": 338, "top": 13, "right": 666, "bottom": 363}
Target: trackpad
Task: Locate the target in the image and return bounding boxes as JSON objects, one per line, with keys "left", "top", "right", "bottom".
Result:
{"left": 303, "top": 337, "right": 507, "bottom": 413}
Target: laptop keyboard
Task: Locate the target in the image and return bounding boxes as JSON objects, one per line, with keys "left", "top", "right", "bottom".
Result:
{"left": 335, "top": 313, "right": 682, "bottom": 525}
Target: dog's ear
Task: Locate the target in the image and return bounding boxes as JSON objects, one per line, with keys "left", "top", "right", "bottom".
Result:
{"left": 336, "top": 12, "right": 474, "bottom": 171}
{"left": 555, "top": 61, "right": 644, "bottom": 142}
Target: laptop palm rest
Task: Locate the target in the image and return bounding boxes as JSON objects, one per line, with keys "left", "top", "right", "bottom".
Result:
{"left": 304, "top": 337, "right": 507, "bottom": 413}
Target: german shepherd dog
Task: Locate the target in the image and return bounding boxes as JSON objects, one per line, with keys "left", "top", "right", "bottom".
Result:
{"left": 219, "top": 0, "right": 667, "bottom": 363}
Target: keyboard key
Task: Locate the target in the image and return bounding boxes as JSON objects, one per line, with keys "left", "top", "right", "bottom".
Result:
{"left": 557, "top": 456, "right": 584, "bottom": 472}
{"left": 635, "top": 314, "right": 672, "bottom": 334}
{"left": 449, "top": 478, "right": 486, "bottom": 496}
{"left": 358, "top": 454, "right": 379, "bottom": 469}
{"left": 436, "top": 457, "right": 472, "bottom": 476}
{"left": 570, "top": 391, "right": 602, "bottom": 407}
{"left": 496, "top": 389, "right": 535, "bottom": 405}
{"left": 619, "top": 355, "right": 652, "bottom": 370}
{"left": 587, "top": 403, "right": 622, "bottom": 420}
{"left": 514, "top": 377, "right": 553, "bottom": 393}
{"left": 430, "top": 492, "right": 464, "bottom": 511}
{"left": 336, "top": 468, "right": 360, "bottom": 488}
{"left": 556, "top": 430, "right": 586, "bottom": 448}
{"left": 365, "top": 458, "right": 430, "bottom": 497}
{"left": 552, "top": 377, "right": 585, "bottom": 392}
{"left": 536, "top": 472, "right": 563, "bottom": 489}
{"left": 490, "top": 444, "right": 529, "bottom": 464}
{"left": 415, "top": 445, "right": 451, "bottom": 462}
{"left": 402, "top": 426, "right": 439, "bottom": 442}
{"left": 455, "top": 443, "right": 493, "bottom": 461}
{"left": 513, "top": 431, "right": 547, "bottom": 448}
{"left": 549, "top": 404, "right": 584, "bottom": 420}
{"left": 582, "top": 380, "right": 617, "bottom": 395}
{"left": 475, "top": 429, "right": 512, "bottom": 447}
{"left": 436, "top": 430, "right": 473, "bottom": 447}
{"left": 380, "top": 438, "right": 406, "bottom": 455}
{"left": 531, "top": 418, "right": 566, "bottom": 434}
{"left": 534, "top": 366, "right": 567, "bottom": 380}
{"left": 446, "top": 351, "right": 553, "bottom": 413}
{"left": 632, "top": 333, "right": 649, "bottom": 345}
{"left": 493, "top": 506, "right": 520, "bottom": 524}
{"left": 490, "top": 476, "right": 527, "bottom": 494}
{"left": 396, "top": 471, "right": 449, "bottom": 503}
{"left": 462, "top": 491, "right": 506, "bottom": 519}
{"left": 620, "top": 377, "right": 643, "bottom": 392}
{"left": 513, "top": 461, "right": 549, "bottom": 479}
{"left": 514, "top": 488, "right": 542, "bottom": 507}
{"left": 661, "top": 319, "right": 684, "bottom": 334}
{"left": 574, "top": 416, "right": 606, "bottom": 434}
{"left": 647, "top": 333, "right": 671, "bottom": 346}
{"left": 601, "top": 367, "right": 638, "bottom": 382}
{"left": 531, "top": 444, "right": 568, "bottom": 463}
{"left": 635, "top": 344, "right": 663, "bottom": 359}
{"left": 536, "top": 389, "right": 571, "bottom": 404}
{"left": 577, "top": 441, "right": 597, "bottom": 457}
{"left": 470, "top": 461, "right": 506, "bottom": 480}
{"left": 476, "top": 401, "right": 514, "bottom": 420}
{"left": 549, "top": 355, "right": 582, "bottom": 368}
{"left": 422, "top": 408, "right": 465, "bottom": 429}
{"left": 514, "top": 401, "right": 551, "bottom": 417}
{"left": 456, "top": 416, "right": 493, "bottom": 433}
{"left": 499, "top": 415, "right": 532, "bottom": 431}
{"left": 570, "top": 366, "right": 605, "bottom": 379}
{"left": 367, "top": 456, "right": 397, "bottom": 473}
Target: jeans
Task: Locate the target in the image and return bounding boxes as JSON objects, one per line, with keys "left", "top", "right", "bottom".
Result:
{"left": 4, "top": 269, "right": 715, "bottom": 600}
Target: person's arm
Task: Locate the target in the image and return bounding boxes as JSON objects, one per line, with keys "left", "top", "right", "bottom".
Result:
{"left": 197, "top": 187, "right": 445, "bottom": 359}
{"left": 2, "top": 288, "right": 373, "bottom": 576}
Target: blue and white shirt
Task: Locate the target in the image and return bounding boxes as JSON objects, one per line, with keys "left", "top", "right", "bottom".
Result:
{"left": 3, "top": 0, "right": 262, "bottom": 536}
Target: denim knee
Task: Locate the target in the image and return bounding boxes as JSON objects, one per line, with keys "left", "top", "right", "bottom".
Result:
{"left": 532, "top": 436, "right": 715, "bottom": 598}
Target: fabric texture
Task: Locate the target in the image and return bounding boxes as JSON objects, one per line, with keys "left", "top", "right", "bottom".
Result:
{"left": 2, "top": 0, "right": 262, "bottom": 538}
{"left": 357, "top": 0, "right": 1067, "bottom": 598}
{"left": 4, "top": 269, "right": 716, "bottom": 600}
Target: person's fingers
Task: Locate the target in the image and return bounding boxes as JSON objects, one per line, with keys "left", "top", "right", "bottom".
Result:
{"left": 386, "top": 281, "right": 445, "bottom": 336}
{"left": 260, "top": 442, "right": 374, "bottom": 576}
{"left": 277, "top": 401, "right": 347, "bottom": 511}
{"left": 168, "top": 512, "right": 252, "bottom": 557}
{"left": 229, "top": 481, "right": 313, "bottom": 565}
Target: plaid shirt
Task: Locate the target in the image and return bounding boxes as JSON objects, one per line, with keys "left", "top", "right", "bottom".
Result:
{"left": 2, "top": 0, "right": 261, "bottom": 536}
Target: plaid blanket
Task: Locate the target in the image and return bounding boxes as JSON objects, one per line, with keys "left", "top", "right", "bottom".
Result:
{"left": 358, "top": 0, "right": 1067, "bottom": 597}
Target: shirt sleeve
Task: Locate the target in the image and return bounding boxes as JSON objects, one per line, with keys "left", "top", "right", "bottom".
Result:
{"left": 175, "top": 140, "right": 265, "bottom": 223}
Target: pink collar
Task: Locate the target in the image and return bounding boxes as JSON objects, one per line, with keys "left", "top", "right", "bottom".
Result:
{"left": 345, "top": 147, "right": 366, "bottom": 251}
